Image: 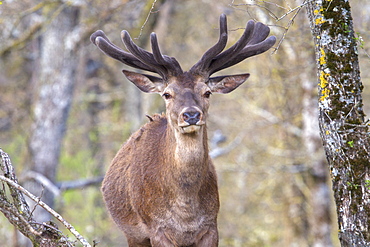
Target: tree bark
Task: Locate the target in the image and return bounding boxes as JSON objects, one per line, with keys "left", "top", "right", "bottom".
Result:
{"left": 306, "top": 0, "right": 370, "bottom": 246}
{"left": 1, "top": 149, "right": 90, "bottom": 247}
{"left": 27, "top": 5, "right": 80, "bottom": 223}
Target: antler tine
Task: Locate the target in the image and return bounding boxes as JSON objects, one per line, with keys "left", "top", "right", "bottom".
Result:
{"left": 91, "top": 29, "right": 183, "bottom": 80}
{"left": 121, "top": 30, "right": 162, "bottom": 73}
{"left": 150, "top": 32, "right": 167, "bottom": 65}
{"left": 247, "top": 22, "right": 271, "bottom": 45}
{"left": 213, "top": 36, "right": 276, "bottom": 73}
{"left": 208, "top": 21, "right": 276, "bottom": 75}
{"left": 90, "top": 30, "right": 155, "bottom": 72}
{"left": 150, "top": 32, "right": 183, "bottom": 76}
{"left": 190, "top": 14, "right": 228, "bottom": 76}
{"left": 121, "top": 30, "right": 183, "bottom": 79}
{"left": 190, "top": 15, "right": 276, "bottom": 77}
{"left": 206, "top": 20, "right": 256, "bottom": 75}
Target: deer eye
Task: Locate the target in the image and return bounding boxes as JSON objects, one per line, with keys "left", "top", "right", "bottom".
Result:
{"left": 203, "top": 91, "right": 212, "bottom": 98}
{"left": 162, "top": 93, "right": 172, "bottom": 99}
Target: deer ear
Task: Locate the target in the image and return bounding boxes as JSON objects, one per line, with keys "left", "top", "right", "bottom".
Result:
{"left": 122, "top": 70, "right": 165, "bottom": 93}
{"left": 207, "top": 73, "right": 250, "bottom": 94}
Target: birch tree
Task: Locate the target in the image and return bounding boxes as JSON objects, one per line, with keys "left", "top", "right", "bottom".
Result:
{"left": 306, "top": 0, "right": 370, "bottom": 246}
{"left": 27, "top": 4, "right": 80, "bottom": 223}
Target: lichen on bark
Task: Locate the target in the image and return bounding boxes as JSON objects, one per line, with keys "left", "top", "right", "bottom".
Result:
{"left": 306, "top": 0, "right": 370, "bottom": 246}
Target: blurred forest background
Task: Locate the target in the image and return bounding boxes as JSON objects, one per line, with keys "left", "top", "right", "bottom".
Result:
{"left": 0, "top": 0, "right": 369, "bottom": 246}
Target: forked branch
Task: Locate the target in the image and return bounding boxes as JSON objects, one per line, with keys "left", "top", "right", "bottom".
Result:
{"left": 0, "top": 149, "right": 92, "bottom": 247}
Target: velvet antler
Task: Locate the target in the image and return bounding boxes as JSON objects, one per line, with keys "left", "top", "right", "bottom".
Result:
{"left": 90, "top": 14, "right": 275, "bottom": 80}
{"left": 190, "top": 14, "right": 276, "bottom": 77}
{"left": 90, "top": 30, "right": 183, "bottom": 80}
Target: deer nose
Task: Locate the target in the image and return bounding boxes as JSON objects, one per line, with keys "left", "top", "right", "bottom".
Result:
{"left": 183, "top": 111, "right": 201, "bottom": 125}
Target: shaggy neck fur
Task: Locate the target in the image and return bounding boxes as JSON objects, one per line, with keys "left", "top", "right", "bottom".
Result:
{"left": 165, "top": 124, "right": 210, "bottom": 194}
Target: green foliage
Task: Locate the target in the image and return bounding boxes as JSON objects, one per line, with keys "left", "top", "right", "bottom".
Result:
{"left": 1, "top": 134, "right": 29, "bottom": 172}
{"left": 354, "top": 32, "right": 365, "bottom": 49}
{"left": 347, "top": 140, "right": 354, "bottom": 148}
{"left": 365, "top": 180, "right": 370, "bottom": 189}
{"left": 57, "top": 150, "right": 122, "bottom": 245}
{"left": 346, "top": 181, "right": 360, "bottom": 190}
{"left": 59, "top": 151, "right": 95, "bottom": 179}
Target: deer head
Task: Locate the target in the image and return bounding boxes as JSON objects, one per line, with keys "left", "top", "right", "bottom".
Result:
{"left": 90, "top": 14, "right": 276, "bottom": 135}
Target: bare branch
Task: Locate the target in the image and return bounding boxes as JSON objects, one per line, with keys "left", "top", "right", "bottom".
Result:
{"left": 248, "top": 103, "right": 302, "bottom": 137}
{"left": 0, "top": 149, "right": 92, "bottom": 247}
{"left": 136, "top": 0, "right": 159, "bottom": 40}
{"left": 209, "top": 130, "right": 244, "bottom": 159}
{"left": 57, "top": 176, "right": 103, "bottom": 191}
{"left": 229, "top": 0, "right": 310, "bottom": 53}
{"left": 0, "top": 175, "right": 92, "bottom": 247}
{"left": 20, "top": 169, "right": 103, "bottom": 193}
{"left": 0, "top": 21, "right": 43, "bottom": 56}
{"left": 0, "top": 196, "right": 42, "bottom": 238}
{"left": 273, "top": 2, "right": 306, "bottom": 53}
{"left": 1, "top": 1, "right": 127, "bottom": 56}
{"left": 0, "top": 149, "right": 31, "bottom": 218}
{"left": 20, "top": 171, "right": 61, "bottom": 197}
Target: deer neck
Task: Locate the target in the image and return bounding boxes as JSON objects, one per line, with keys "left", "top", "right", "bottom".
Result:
{"left": 166, "top": 125, "right": 209, "bottom": 192}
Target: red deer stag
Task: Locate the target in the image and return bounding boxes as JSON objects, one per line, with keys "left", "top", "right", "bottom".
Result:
{"left": 91, "top": 14, "right": 275, "bottom": 246}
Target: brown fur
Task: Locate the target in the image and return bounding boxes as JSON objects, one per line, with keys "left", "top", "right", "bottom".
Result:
{"left": 101, "top": 71, "right": 250, "bottom": 246}
{"left": 102, "top": 112, "right": 219, "bottom": 246}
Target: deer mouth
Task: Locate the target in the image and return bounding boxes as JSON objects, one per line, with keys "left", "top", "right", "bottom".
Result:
{"left": 181, "top": 125, "right": 201, "bottom": 134}
{"left": 179, "top": 122, "right": 205, "bottom": 134}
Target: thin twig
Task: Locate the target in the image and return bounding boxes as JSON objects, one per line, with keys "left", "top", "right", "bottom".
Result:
{"left": 275, "top": 3, "right": 305, "bottom": 21}
{"left": 0, "top": 175, "right": 92, "bottom": 247}
{"left": 230, "top": 2, "right": 279, "bottom": 20}
{"left": 0, "top": 197, "right": 42, "bottom": 237}
{"left": 136, "top": 0, "right": 158, "bottom": 39}
{"left": 273, "top": 3, "right": 304, "bottom": 53}
{"left": 229, "top": 0, "right": 310, "bottom": 53}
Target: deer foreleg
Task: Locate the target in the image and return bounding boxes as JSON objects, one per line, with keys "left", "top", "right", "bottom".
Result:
{"left": 151, "top": 229, "right": 176, "bottom": 247}
{"left": 195, "top": 226, "right": 218, "bottom": 247}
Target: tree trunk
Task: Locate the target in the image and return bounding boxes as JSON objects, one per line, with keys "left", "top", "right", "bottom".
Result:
{"left": 27, "top": 5, "right": 80, "bottom": 223}
{"left": 306, "top": 1, "right": 370, "bottom": 246}
{"left": 301, "top": 75, "right": 333, "bottom": 247}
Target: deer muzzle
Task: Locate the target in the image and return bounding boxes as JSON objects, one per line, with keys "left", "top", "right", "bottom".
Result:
{"left": 178, "top": 108, "right": 205, "bottom": 134}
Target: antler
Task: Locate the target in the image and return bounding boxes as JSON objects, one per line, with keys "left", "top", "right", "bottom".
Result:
{"left": 90, "top": 14, "right": 275, "bottom": 80}
{"left": 90, "top": 30, "right": 183, "bottom": 80}
{"left": 190, "top": 14, "right": 276, "bottom": 77}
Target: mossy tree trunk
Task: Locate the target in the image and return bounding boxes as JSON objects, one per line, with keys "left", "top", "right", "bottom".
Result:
{"left": 306, "top": 0, "right": 370, "bottom": 246}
